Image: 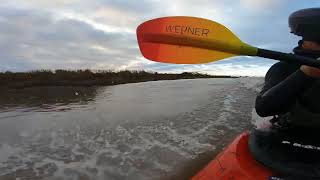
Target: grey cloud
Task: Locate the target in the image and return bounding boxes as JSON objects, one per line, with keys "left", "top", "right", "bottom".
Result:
{"left": 0, "top": 1, "right": 319, "bottom": 75}
{"left": 0, "top": 7, "right": 140, "bottom": 71}
{"left": 98, "top": 0, "right": 156, "bottom": 13}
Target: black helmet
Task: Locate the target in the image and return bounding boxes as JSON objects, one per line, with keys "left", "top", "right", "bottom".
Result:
{"left": 289, "top": 8, "right": 320, "bottom": 41}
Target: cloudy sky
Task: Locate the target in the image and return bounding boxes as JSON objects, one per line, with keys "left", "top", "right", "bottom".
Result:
{"left": 0, "top": 1, "right": 319, "bottom": 76}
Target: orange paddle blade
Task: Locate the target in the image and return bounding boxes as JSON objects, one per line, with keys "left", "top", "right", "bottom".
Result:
{"left": 136, "top": 16, "right": 257, "bottom": 64}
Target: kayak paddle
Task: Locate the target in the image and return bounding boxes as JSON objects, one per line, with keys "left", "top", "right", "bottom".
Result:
{"left": 136, "top": 16, "right": 320, "bottom": 67}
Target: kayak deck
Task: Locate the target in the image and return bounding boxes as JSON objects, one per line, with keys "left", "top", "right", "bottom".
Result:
{"left": 192, "top": 132, "right": 273, "bottom": 180}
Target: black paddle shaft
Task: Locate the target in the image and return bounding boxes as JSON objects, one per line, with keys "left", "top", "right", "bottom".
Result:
{"left": 257, "top": 48, "right": 320, "bottom": 68}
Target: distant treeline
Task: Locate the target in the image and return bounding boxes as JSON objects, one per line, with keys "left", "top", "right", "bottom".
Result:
{"left": 0, "top": 70, "right": 238, "bottom": 88}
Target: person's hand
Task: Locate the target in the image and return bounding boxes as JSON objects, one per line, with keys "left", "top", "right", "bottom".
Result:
{"left": 300, "top": 63, "right": 320, "bottom": 78}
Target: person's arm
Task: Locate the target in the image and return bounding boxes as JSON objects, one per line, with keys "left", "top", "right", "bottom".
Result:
{"left": 255, "top": 62, "right": 315, "bottom": 117}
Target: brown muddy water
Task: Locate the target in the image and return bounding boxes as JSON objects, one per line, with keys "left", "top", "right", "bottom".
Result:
{"left": 0, "top": 78, "right": 264, "bottom": 180}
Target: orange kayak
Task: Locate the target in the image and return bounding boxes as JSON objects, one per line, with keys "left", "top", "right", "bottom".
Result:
{"left": 192, "top": 132, "right": 274, "bottom": 180}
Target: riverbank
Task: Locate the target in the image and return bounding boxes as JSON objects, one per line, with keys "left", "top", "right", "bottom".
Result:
{"left": 0, "top": 70, "right": 239, "bottom": 89}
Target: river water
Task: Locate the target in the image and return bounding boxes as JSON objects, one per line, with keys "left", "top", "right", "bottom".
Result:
{"left": 0, "top": 78, "right": 264, "bottom": 180}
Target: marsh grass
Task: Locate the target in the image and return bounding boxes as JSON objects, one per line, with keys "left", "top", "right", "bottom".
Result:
{"left": 0, "top": 69, "right": 237, "bottom": 88}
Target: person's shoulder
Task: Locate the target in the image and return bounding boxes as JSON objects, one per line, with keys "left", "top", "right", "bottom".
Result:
{"left": 265, "top": 62, "right": 297, "bottom": 81}
{"left": 269, "top": 62, "right": 292, "bottom": 70}
{"left": 267, "top": 62, "right": 297, "bottom": 75}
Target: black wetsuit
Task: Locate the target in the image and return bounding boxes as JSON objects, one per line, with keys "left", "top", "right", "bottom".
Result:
{"left": 249, "top": 46, "right": 320, "bottom": 178}
{"left": 255, "top": 46, "right": 320, "bottom": 128}
{"left": 255, "top": 62, "right": 314, "bottom": 117}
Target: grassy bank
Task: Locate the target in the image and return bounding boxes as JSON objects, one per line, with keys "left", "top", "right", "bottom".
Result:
{"left": 0, "top": 70, "right": 238, "bottom": 89}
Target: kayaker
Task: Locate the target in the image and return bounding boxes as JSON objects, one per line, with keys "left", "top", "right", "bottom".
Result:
{"left": 250, "top": 8, "right": 320, "bottom": 177}
{"left": 255, "top": 8, "right": 320, "bottom": 129}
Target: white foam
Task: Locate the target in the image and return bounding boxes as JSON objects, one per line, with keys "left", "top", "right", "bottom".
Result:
{"left": 217, "top": 94, "right": 239, "bottom": 128}
{"left": 237, "top": 77, "right": 267, "bottom": 127}
{"left": 251, "top": 108, "right": 268, "bottom": 128}
{"left": 0, "top": 144, "right": 21, "bottom": 163}
{"left": 238, "top": 77, "right": 264, "bottom": 93}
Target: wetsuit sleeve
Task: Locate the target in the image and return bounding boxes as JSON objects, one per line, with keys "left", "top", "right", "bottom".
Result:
{"left": 255, "top": 62, "right": 315, "bottom": 117}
